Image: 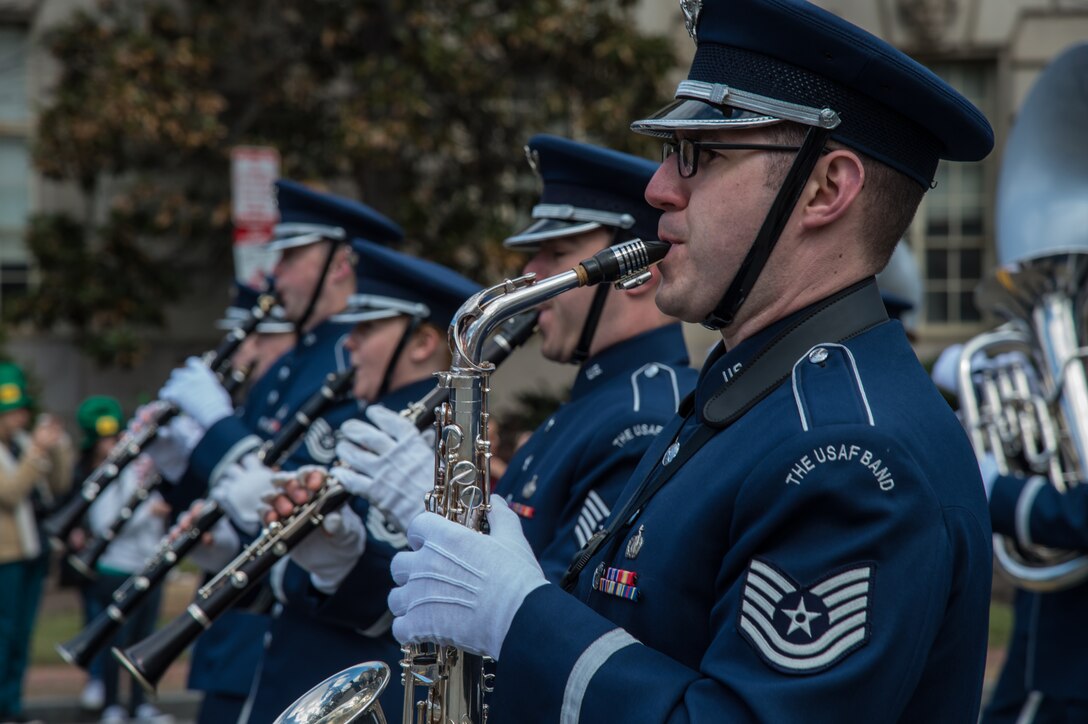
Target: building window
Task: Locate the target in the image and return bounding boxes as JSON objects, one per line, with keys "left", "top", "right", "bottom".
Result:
{"left": 0, "top": 25, "right": 30, "bottom": 313}
{"left": 911, "top": 61, "right": 995, "bottom": 332}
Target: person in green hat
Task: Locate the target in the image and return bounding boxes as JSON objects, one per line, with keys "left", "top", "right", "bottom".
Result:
{"left": 63, "top": 395, "right": 125, "bottom": 714}
{"left": 0, "top": 361, "right": 73, "bottom": 724}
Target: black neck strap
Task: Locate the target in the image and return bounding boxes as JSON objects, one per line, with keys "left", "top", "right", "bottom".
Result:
{"left": 377, "top": 316, "right": 422, "bottom": 400}
{"left": 560, "top": 277, "right": 887, "bottom": 591}
{"left": 570, "top": 229, "right": 628, "bottom": 365}
{"left": 702, "top": 126, "right": 832, "bottom": 330}
{"left": 294, "top": 240, "right": 340, "bottom": 336}
{"left": 570, "top": 284, "right": 609, "bottom": 365}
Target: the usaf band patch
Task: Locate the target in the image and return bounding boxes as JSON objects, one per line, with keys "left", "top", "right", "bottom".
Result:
{"left": 738, "top": 558, "right": 873, "bottom": 675}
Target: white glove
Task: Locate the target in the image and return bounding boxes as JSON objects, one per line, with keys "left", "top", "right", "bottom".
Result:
{"left": 210, "top": 453, "right": 276, "bottom": 535}
{"left": 159, "top": 356, "right": 233, "bottom": 429}
{"left": 388, "top": 498, "right": 547, "bottom": 660}
{"left": 930, "top": 344, "right": 964, "bottom": 394}
{"left": 979, "top": 453, "right": 1000, "bottom": 501}
{"left": 290, "top": 505, "right": 367, "bottom": 594}
{"left": 332, "top": 406, "right": 435, "bottom": 532}
{"left": 144, "top": 415, "right": 205, "bottom": 482}
{"left": 187, "top": 514, "right": 242, "bottom": 573}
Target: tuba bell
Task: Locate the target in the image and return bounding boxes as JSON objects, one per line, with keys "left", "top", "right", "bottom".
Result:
{"left": 957, "top": 42, "right": 1088, "bottom": 592}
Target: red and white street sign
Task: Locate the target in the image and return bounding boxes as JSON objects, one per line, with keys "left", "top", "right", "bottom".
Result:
{"left": 230, "top": 146, "right": 280, "bottom": 285}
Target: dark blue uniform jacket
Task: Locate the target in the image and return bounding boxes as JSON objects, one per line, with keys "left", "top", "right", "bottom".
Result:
{"left": 990, "top": 472, "right": 1088, "bottom": 701}
{"left": 492, "top": 307, "right": 992, "bottom": 723}
{"left": 496, "top": 324, "right": 697, "bottom": 581}
{"left": 184, "top": 319, "right": 359, "bottom": 699}
{"left": 240, "top": 377, "right": 434, "bottom": 724}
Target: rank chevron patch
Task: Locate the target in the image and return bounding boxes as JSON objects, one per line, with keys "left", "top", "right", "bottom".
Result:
{"left": 737, "top": 558, "right": 874, "bottom": 675}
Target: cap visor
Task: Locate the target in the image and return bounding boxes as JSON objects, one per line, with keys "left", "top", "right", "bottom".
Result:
{"left": 631, "top": 98, "right": 781, "bottom": 138}
{"left": 503, "top": 219, "right": 602, "bottom": 250}
{"left": 331, "top": 308, "right": 404, "bottom": 325}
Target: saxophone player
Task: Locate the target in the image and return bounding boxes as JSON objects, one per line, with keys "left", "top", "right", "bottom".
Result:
{"left": 242, "top": 241, "right": 482, "bottom": 723}
{"left": 336, "top": 135, "right": 698, "bottom": 585}
{"left": 382, "top": 0, "right": 996, "bottom": 721}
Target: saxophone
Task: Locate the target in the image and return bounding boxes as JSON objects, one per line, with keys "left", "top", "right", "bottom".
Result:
{"left": 274, "top": 237, "right": 669, "bottom": 724}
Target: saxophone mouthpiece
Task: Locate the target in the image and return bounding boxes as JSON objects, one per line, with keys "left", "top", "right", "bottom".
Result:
{"left": 576, "top": 239, "right": 670, "bottom": 286}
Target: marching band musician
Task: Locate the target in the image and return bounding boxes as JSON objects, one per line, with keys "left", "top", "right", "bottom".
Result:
{"left": 85, "top": 454, "right": 173, "bottom": 724}
{"left": 380, "top": 0, "right": 996, "bottom": 721}
{"left": 241, "top": 241, "right": 482, "bottom": 723}
{"left": 145, "top": 180, "right": 403, "bottom": 724}
{"left": 335, "top": 134, "right": 698, "bottom": 586}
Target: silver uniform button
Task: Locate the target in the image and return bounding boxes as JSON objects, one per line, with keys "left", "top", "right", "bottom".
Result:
{"left": 267, "top": 390, "right": 279, "bottom": 405}
{"left": 303, "top": 332, "right": 317, "bottom": 346}
{"left": 278, "top": 366, "right": 290, "bottom": 381}
{"left": 808, "top": 347, "right": 829, "bottom": 364}
{"left": 645, "top": 364, "right": 659, "bottom": 378}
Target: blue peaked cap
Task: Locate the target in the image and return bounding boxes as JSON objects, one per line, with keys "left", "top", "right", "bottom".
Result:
{"left": 334, "top": 239, "right": 481, "bottom": 329}
{"left": 504, "top": 135, "right": 662, "bottom": 250}
{"left": 632, "top": 0, "right": 994, "bottom": 187}
{"left": 269, "top": 179, "right": 404, "bottom": 251}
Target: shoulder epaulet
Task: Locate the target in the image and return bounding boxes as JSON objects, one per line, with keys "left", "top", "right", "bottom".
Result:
{"left": 790, "top": 343, "right": 876, "bottom": 431}
{"left": 628, "top": 362, "right": 683, "bottom": 413}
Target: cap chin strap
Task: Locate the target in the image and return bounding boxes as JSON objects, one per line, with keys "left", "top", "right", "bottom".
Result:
{"left": 569, "top": 229, "right": 628, "bottom": 365}
{"left": 377, "top": 316, "right": 422, "bottom": 400}
{"left": 701, "top": 126, "right": 833, "bottom": 330}
{"left": 294, "top": 239, "right": 342, "bottom": 336}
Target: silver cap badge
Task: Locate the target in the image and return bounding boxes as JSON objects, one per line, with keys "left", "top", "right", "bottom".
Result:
{"left": 680, "top": 0, "right": 703, "bottom": 42}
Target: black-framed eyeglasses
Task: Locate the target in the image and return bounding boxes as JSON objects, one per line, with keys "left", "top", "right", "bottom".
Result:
{"left": 662, "top": 139, "right": 805, "bottom": 179}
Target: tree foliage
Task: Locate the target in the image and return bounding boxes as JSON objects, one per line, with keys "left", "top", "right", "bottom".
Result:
{"left": 15, "top": 0, "right": 676, "bottom": 366}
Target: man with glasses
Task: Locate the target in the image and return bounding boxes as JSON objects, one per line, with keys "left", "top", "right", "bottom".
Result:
{"left": 385, "top": 0, "right": 996, "bottom": 721}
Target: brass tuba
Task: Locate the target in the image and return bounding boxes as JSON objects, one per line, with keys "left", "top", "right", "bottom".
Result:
{"left": 957, "top": 42, "right": 1088, "bottom": 591}
{"left": 274, "top": 238, "right": 670, "bottom": 724}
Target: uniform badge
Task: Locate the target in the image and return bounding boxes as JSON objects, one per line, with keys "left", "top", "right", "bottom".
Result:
{"left": 738, "top": 558, "right": 874, "bottom": 675}
{"left": 303, "top": 418, "right": 337, "bottom": 464}
{"left": 593, "top": 566, "right": 640, "bottom": 601}
{"left": 625, "top": 525, "right": 645, "bottom": 559}
{"left": 574, "top": 491, "right": 611, "bottom": 548}
{"left": 366, "top": 507, "right": 408, "bottom": 548}
{"left": 521, "top": 476, "right": 538, "bottom": 499}
{"left": 680, "top": 0, "right": 703, "bottom": 42}
{"left": 509, "top": 501, "right": 535, "bottom": 519}
{"left": 662, "top": 441, "right": 680, "bottom": 466}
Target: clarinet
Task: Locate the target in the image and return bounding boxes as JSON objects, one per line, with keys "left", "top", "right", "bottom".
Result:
{"left": 107, "top": 366, "right": 357, "bottom": 691}
{"left": 67, "top": 473, "right": 162, "bottom": 582}
{"left": 42, "top": 295, "right": 276, "bottom": 550}
{"left": 65, "top": 363, "right": 256, "bottom": 579}
{"left": 55, "top": 362, "right": 349, "bottom": 675}
{"left": 113, "top": 311, "right": 538, "bottom": 695}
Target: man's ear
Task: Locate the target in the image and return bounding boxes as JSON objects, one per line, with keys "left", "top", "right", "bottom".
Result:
{"left": 799, "top": 149, "right": 865, "bottom": 231}
{"left": 408, "top": 323, "right": 443, "bottom": 363}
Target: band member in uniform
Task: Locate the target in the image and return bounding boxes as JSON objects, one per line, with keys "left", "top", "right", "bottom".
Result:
{"left": 336, "top": 134, "right": 697, "bottom": 584}
{"left": 239, "top": 241, "right": 482, "bottom": 723}
{"left": 0, "top": 362, "right": 73, "bottom": 724}
{"left": 149, "top": 180, "right": 403, "bottom": 724}
{"left": 383, "top": 0, "right": 996, "bottom": 720}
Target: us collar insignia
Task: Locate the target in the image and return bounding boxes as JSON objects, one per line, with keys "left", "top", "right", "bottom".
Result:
{"left": 680, "top": 0, "right": 702, "bottom": 42}
{"left": 625, "top": 525, "right": 645, "bottom": 559}
{"left": 738, "top": 558, "right": 874, "bottom": 674}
